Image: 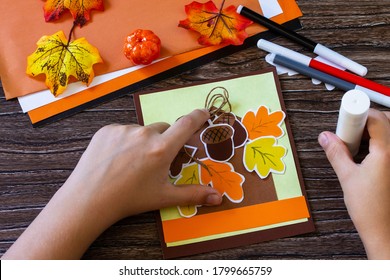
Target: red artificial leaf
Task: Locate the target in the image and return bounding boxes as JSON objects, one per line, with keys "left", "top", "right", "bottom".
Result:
{"left": 43, "top": 0, "right": 105, "bottom": 26}
{"left": 178, "top": 0, "right": 253, "bottom": 46}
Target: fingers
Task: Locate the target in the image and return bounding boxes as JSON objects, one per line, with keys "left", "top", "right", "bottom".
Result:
{"left": 318, "top": 131, "right": 356, "bottom": 182}
{"left": 146, "top": 122, "right": 170, "bottom": 134}
{"left": 162, "top": 184, "right": 222, "bottom": 208}
{"left": 366, "top": 109, "right": 390, "bottom": 148}
{"left": 162, "top": 109, "right": 210, "bottom": 151}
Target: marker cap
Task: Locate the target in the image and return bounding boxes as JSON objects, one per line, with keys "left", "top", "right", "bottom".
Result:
{"left": 257, "top": 39, "right": 312, "bottom": 66}
{"left": 314, "top": 44, "right": 368, "bottom": 77}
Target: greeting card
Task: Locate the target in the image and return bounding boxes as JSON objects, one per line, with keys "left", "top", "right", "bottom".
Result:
{"left": 134, "top": 68, "right": 314, "bottom": 258}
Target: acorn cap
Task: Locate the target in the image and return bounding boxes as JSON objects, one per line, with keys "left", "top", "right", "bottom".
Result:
{"left": 201, "top": 124, "right": 233, "bottom": 145}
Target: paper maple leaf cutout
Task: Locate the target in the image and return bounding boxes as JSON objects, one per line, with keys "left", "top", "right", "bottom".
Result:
{"left": 200, "top": 159, "right": 245, "bottom": 203}
{"left": 178, "top": 0, "right": 253, "bottom": 46}
{"left": 26, "top": 31, "right": 103, "bottom": 96}
{"left": 174, "top": 159, "right": 245, "bottom": 218}
{"left": 242, "top": 106, "right": 286, "bottom": 140}
{"left": 243, "top": 137, "right": 286, "bottom": 179}
{"left": 175, "top": 163, "right": 202, "bottom": 218}
{"left": 43, "top": 0, "right": 105, "bottom": 26}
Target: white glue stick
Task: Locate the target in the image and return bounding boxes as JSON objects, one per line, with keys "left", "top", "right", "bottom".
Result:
{"left": 336, "top": 89, "right": 370, "bottom": 156}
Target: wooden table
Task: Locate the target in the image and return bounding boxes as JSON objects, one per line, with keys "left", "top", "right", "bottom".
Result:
{"left": 1, "top": 0, "right": 389, "bottom": 259}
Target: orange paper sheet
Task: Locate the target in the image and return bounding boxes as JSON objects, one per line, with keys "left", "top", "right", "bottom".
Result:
{"left": 0, "top": 0, "right": 302, "bottom": 99}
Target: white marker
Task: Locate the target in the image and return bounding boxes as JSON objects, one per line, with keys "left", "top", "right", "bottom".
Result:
{"left": 336, "top": 89, "right": 370, "bottom": 156}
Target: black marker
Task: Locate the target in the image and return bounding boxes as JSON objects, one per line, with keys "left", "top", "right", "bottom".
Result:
{"left": 237, "top": 5, "right": 367, "bottom": 76}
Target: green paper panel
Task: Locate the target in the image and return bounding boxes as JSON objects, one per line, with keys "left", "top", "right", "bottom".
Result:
{"left": 139, "top": 71, "right": 302, "bottom": 224}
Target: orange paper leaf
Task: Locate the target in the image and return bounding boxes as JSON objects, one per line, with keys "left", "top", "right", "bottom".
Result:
{"left": 26, "top": 31, "right": 103, "bottom": 96}
{"left": 178, "top": 0, "right": 253, "bottom": 46}
{"left": 200, "top": 159, "right": 245, "bottom": 202}
{"left": 242, "top": 106, "right": 286, "bottom": 140}
{"left": 43, "top": 0, "right": 105, "bottom": 26}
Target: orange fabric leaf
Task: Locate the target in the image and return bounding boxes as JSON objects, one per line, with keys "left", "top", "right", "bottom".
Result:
{"left": 26, "top": 31, "right": 103, "bottom": 96}
{"left": 242, "top": 106, "right": 286, "bottom": 140}
{"left": 200, "top": 159, "right": 244, "bottom": 203}
{"left": 43, "top": 0, "right": 105, "bottom": 26}
{"left": 178, "top": 0, "right": 253, "bottom": 46}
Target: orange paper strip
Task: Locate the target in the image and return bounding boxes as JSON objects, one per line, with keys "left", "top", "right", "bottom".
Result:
{"left": 162, "top": 196, "right": 309, "bottom": 243}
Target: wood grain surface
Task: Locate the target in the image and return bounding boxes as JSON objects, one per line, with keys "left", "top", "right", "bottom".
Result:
{"left": 1, "top": 0, "right": 389, "bottom": 259}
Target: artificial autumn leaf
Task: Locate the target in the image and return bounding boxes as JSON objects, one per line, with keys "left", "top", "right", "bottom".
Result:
{"left": 243, "top": 137, "right": 286, "bottom": 179}
{"left": 242, "top": 106, "right": 286, "bottom": 140}
{"left": 200, "top": 159, "right": 245, "bottom": 203}
{"left": 174, "top": 163, "right": 201, "bottom": 218}
{"left": 178, "top": 0, "right": 253, "bottom": 46}
{"left": 26, "top": 31, "right": 103, "bottom": 96}
{"left": 43, "top": 0, "right": 105, "bottom": 26}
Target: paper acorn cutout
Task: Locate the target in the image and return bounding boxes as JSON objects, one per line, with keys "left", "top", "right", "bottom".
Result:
{"left": 200, "top": 123, "right": 235, "bottom": 162}
{"left": 214, "top": 112, "right": 248, "bottom": 148}
{"left": 169, "top": 145, "right": 197, "bottom": 177}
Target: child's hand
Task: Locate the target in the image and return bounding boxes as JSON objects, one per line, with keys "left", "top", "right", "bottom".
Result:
{"left": 2, "top": 109, "right": 222, "bottom": 259}
{"left": 69, "top": 108, "right": 222, "bottom": 221}
{"left": 319, "top": 109, "right": 390, "bottom": 259}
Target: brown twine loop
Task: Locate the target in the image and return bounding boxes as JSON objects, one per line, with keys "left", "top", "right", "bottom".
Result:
{"left": 204, "top": 86, "right": 232, "bottom": 119}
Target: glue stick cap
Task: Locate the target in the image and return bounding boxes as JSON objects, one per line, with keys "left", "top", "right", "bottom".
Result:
{"left": 336, "top": 89, "right": 370, "bottom": 156}
{"left": 339, "top": 89, "right": 370, "bottom": 123}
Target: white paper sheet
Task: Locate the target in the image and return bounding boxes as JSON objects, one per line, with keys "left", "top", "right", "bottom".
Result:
{"left": 18, "top": 59, "right": 166, "bottom": 113}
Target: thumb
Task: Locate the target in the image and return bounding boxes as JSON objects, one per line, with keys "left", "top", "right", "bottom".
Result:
{"left": 318, "top": 131, "right": 356, "bottom": 182}
{"left": 163, "top": 184, "right": 222, "bottom": 208}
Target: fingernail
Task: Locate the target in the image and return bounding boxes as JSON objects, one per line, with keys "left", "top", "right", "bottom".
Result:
{"left": 318, "top": 132, "right": 329, "bottom": 148}
{"left": 205, "top": 193, "right": 222, "bottom": 206}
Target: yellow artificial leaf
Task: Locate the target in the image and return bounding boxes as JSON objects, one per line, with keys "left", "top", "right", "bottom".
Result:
{"left": 243, "top": 137, "right": 286, "bottom": 179}
{"left": 26, "top": 31, "right": 103, "bottom": 96}
{"left": 174, "top": 163, "right": 201, "bottom": 218}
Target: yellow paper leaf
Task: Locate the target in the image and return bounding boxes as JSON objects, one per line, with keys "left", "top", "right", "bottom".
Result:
{"left": 174, "top": 163, "right": 201, "bottom": 218}
{"left": 26, "top": 31, "right": 103, "bottom": 96}
{"left": 243, "top": 137, "right": 286, "bottom": 179}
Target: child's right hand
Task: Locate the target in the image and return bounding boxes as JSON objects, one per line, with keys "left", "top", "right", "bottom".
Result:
{"left": 318, "top": 109, "right": 390, "bottom": 259}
